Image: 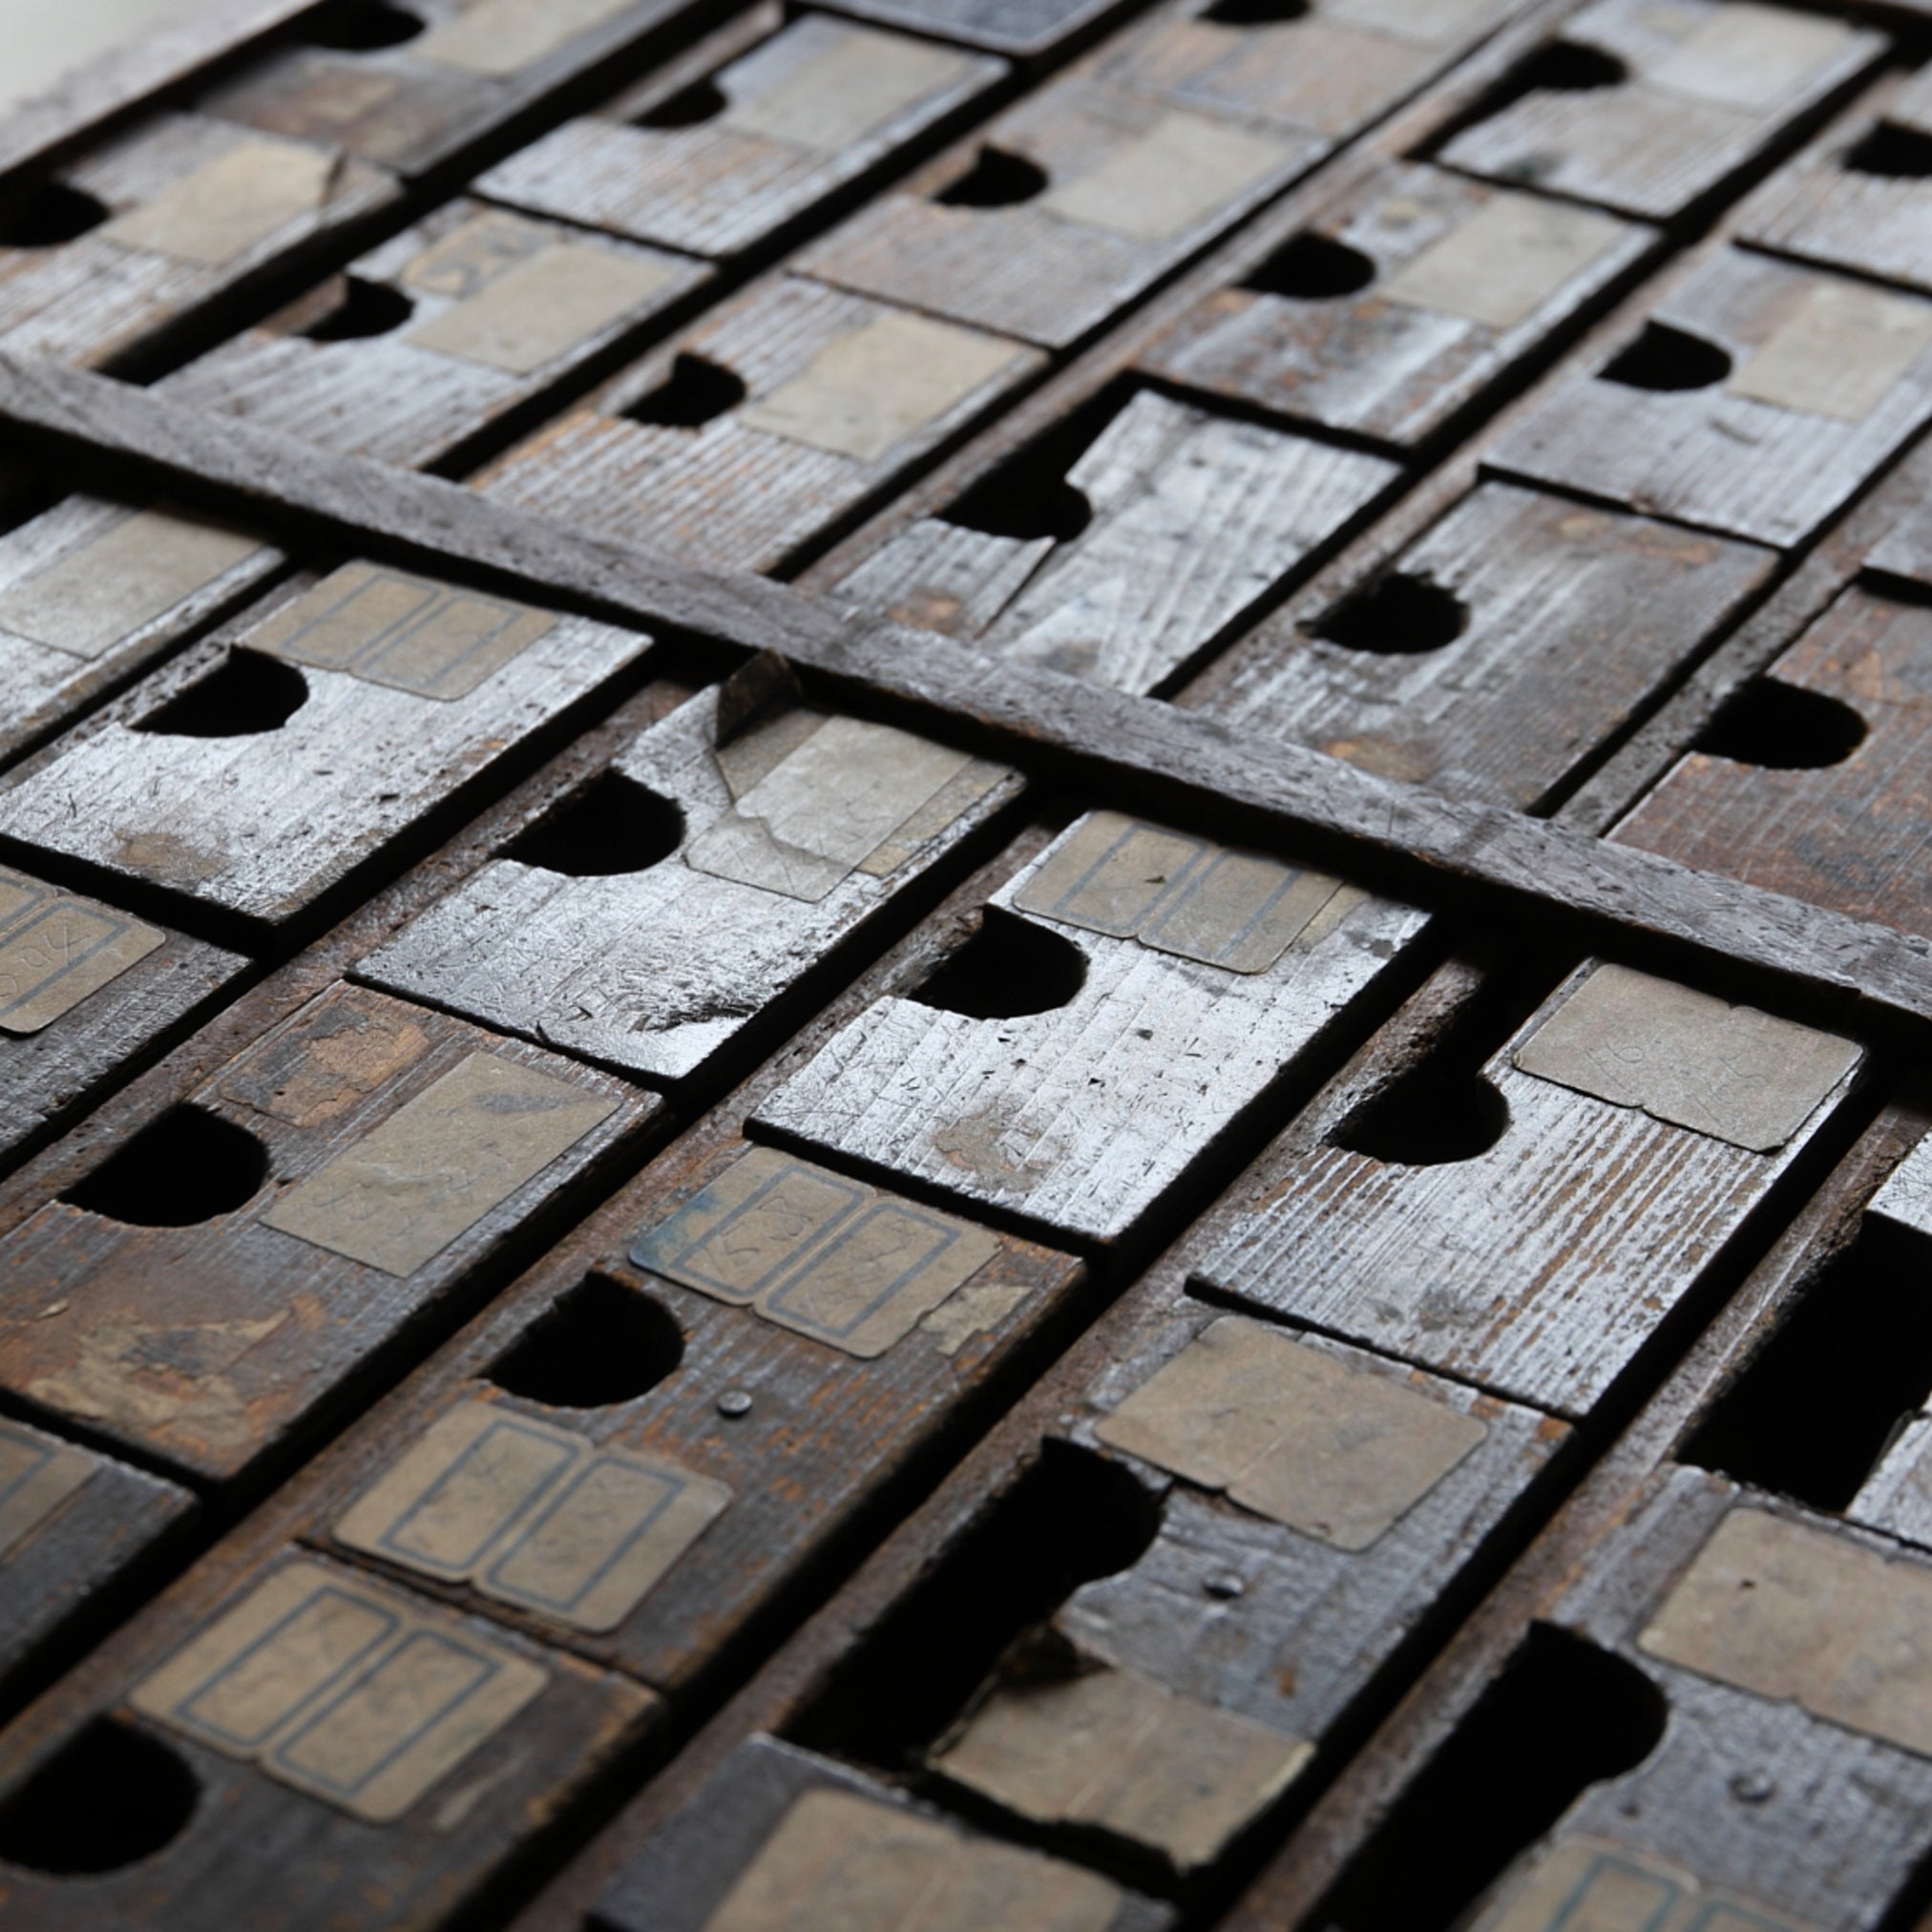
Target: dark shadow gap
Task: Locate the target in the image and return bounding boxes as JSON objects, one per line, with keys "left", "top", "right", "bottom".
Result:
{"left": 1696, "top": 678, "right": 1866, "bottom": 769}
{"left": 635, "top": 77, "right": 728, "bottom": 128}
{"left": 1843, "top": 119, "right": 1932, "bottom": 179}
{"left": 622, "top": 353, "right": 746, "bottom": 429}
{"left": 1244, "top": 231, "right": 1376, "bottom": 300}
{"left": 1310, "top": 1625, "right": 1667, "bottom": 1932}
{"left": 299, "top": 277, "right": 415, "bottom": 343}
{"left": 133, "top": 650, "right": 308, "bottom": 738}
{"left": 500, "top": 770, "right": 685, "bottom": 876}
{"left": 1598, "top": 322, "right": 1732, "bottom": 392}
{"left": 1682, "top": 1215, "right": 1932, "bottom": 1511}
{"left": 0, "top": 1719, "right": 200, "bottom": 1875}
{"left": 490, "top": 1273, "right": 685, "bottom": 1409}
{"left": 64, "top": 1105, "right": 269, "bottom": 1227}
{"left": 913, "top": 907, "right": 1087, "bottom": 1019}
{"left": 786, "top": 1440, "right": 1161, "bottom": 1772}
{"left": 0, "top": 181, "right": 108, "bottom": 249}
{"left": 301, "top": 0, "right": 426, "bottom": 49}
{"left": 1312, "top": 572, "right": 1469, "bottom": 657}
{"left": 935, "top": 146, "right": 1048, "bottom": 209}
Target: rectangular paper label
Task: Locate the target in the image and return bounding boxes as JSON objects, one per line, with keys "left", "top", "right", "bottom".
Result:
{"left": 630, "top": 1146, "right": 1000, "bottom": 1358}
{"left": 252, "top": 561, "right": 556, "bottom": 700}
{"left": 0, "top": 1417, "right": 96, "bottom": 1559}
{"left": 686, "top": 715, "right": 976, "bottom": 901}
{"left": 738, "top": 311, "right": 1022, "bottom": 463}
{"left": 101, "top": 138, "right": 336, "bottom": 265}
{"left": 262, "top": 1051, "right": 618, "bottom": 1276}
{"left": 1512, "top": 963, "right": 1858, "bottom": 1151}
{"left": 1469, "top": 1835, "right": 1822, "bottom": 1932}
{"left": 704, "top": 1789, "right": 1125, "bottom": 1932}
{"left": 1097, "top": 1316, "right": 1487, "bottom": 1550}
{"left": 0, "top": 507, "right": 263, "bottom": 660}
{"left": 416, "top": 0, "right": 637, "bottom": 74}
{"left": 335, "top": 1401, "right": 730, "bottom": 1631}
{"left": 721, "top": 26, "right": 976, "bottom": 151}
{"left": 131, "top": 1559, "right": 546, "bottom": 1821}
{"left": 1381, "top": 192, "right": 1628, "bottom": 330}
{"left": 406, "top": 242, "right": 678, "bottom": 375}
{"left": 0, "top": 866, "right": 163, "bottom": 1036}
{"left": 1727, "top": 281, "right": 1932, "bottom": 421}
{"left": 1014, "top": 810, "right": 1343, "bottom": 973}
{"left": 1639, "top": 1508, "right": 1932, "bottom": 1759}
{"left": 932, "top": 1666, "right": 1309, "bottom": 1870}
{"left": 1040, "top": 111, "right": 1292, "bottom": 241}
{"left": 1648, "top": 5, "right": 1853, "bottom": 111}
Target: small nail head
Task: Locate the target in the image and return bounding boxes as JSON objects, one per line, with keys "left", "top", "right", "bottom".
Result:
{"left": 716, "top": 1390, "right": 754, "bottom": 1418}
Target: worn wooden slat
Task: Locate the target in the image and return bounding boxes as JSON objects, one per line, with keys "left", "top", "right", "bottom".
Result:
{"left": 754, "top": 808, "right": 1431, "bottom": 1248}
{"left": 0, "top": 113, "right": 396, "bottom": 372}
{"left": 0, "top": 979, "right": 660, "bottom": 1487}
{"left": 1613, "top": 584, "right": 1932, "bottom": 945}
{"left": 1195, "top": 955, "right": 1866, "bottom": 1418}
{"left": 1437, "top": 0, "right": 1883, "bottom": 221}
{"left": 157, "top": 198, "right": 709, "bottom": 471}
{"left": 814, "top": 0, "right": 1139, "bottom": 59}
{"left": 0, "top": 561, "right": 651, "bottom": 933}
{"left": 474, "top": 274, "right": 1043, "bottom": 572}
{"left": 1489, "top": 245, "right": 1932, "bottom": 549}
{"left": 827, "top": 386, "right": 1399, "bottom": 693}
{"left": 592, "top": 1736, "right": 1176, "bottom": 1931}
{"left": 0, "top": 1412, "right": 196, "bottom": 1704}
{"left": 476, "top": 10, "right": 1007, "bottom": 261}
{"left": 0, "top": 493, "right": 284, "bottom": 773}
{"left": 1190, "top": 479, "right": 1776, "bottom": 808}
{"left": 0, "top": 1536, "right": 659, "bottom": 1931}
{"left": 9, "top": 350, "right": 1932, "bottom": 1041}
{"left": 1736, "top": 68, "right": 1932, "bottom": 296}
{"left": 359, "top": 681, "right": 1023, "bottom": 1086}
{"left": 1139, "top": 161, "right": 1655, "bottom": 447}
{"left": 198, "top": 0, "right": 721, "bottom": 180}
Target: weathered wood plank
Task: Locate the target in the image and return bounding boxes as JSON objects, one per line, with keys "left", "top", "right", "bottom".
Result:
{"left": 0, "top": 1538, "right": 658, "bottom": 1930}
{"left": 0, "top": 112, "right": 395, "bottom": 371}
{"left": 1191, "top": 480, "right": 1776, "bottom": 808}
{"left": 1488, "top": 245, "right": 1932, "bottom": 548}
{"left": 157, "top": 198, "right": 709, "bottom": 470}
{"left": 754, "top": 808, "right": 1430, "bottom": 1248}
{"left": 0, "top": 979, "right": 659, "bottom": 1486}
{"left": 1437, "top": 0, "right": 1883, "bottom": 221}
{"left": 1195, "top": 956, "right": 1865, "bottom": 1417}
{"left": 476, "top": 10, "right": 1006, "bottom": 260}
{"left": 474, "top": 274, "right": 1042, "bottom": 572}
{"left": 360, "top": 680, "right": 1023, "bottom": 1085}
{"left": 0, "top": 560, "right": 651, "bottom": 932}
{"left": 1139, "top": 161, "right": 1655, "bottom": 447}
{"left": 827, "top": 386, "right": 1399, "bottom": 693}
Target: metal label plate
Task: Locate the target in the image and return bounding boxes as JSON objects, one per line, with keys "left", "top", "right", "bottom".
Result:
{"left": 252, "top": 562, "right": 557, "bottom": 700}
{"left": 131, "top": 1558, "right": 547, "bottom": 1821}
{"left": 1512, "top": 964, "right": 1858, "bottom": 1152}
{"left": 262, "top": 1051, "right": 619, "bottom": 1276}
{"left": 1648, "top": 4, "right": 1854, "bottom": 111}
{"left": 404, "top": 220, "right": 680, "bottom": 375}
{"left": 687, "top": 715, "right": 978, "bottom": 902}
{"left": 932, "top": 1665, "right": 1310, "bottom": 1870}
{"left": 1470, "top": 1834, "right": 1822, "bottom": 1932}
{"left": 630, "top": 1146, "right": 1001, "bottom": 1357}
{"left": 0, "top": 1416, "right": 96, "bottom": 1559}
{"left": 415, "top": 0, "right": 639, "bottom": 74}
{"left": 0, "top": 866, "right": 163, "bottom": 1035}
{"left": 1097, "top": 1315, "right": 1488, "bottom": 1549}
{"left": 704, "top": 1788, "right": 1124, "bottom": 1932}
{"left": 737, "top": 312, "right": 1023, "bottom": 462}
{"left": 1727, "top": 281, "right": 1932, "bottom": 422}
{"left": 1014, "top": 810, "right": 1345, "bottom": 973}
{"left": 0, "top": 506, "right": 263, "bottom": 660}
{"left": 335, "top": 1400, "right": 730, "bottom": 1631}
{"left": 1639, "top": 1508, "right": 1932, "bottom": 1757}
{"left": 721, "top": 26, "right": 976, "bottom": 151}
{"left": 1040, "top": 111, "right": 1291, "bottom": 241}
{"left": 1381, "top": 192, "right": 1628, "bottom": 331}
{"left": 101, "top": 138, "right": 336, "bottom": 265}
